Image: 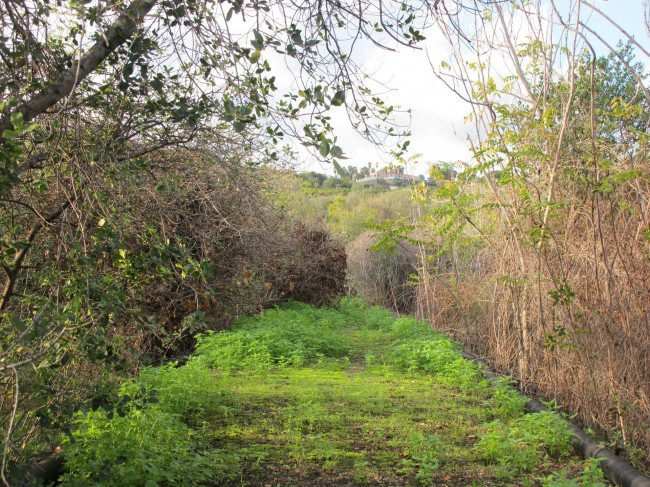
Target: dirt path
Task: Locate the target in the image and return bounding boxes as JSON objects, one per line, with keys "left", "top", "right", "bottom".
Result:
{"left": 62, "top": 300, "right": 608, "bottom": 486}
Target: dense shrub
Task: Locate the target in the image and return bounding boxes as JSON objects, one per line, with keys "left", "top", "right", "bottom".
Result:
{"left": 0, "top": 151, "right": 347, "bottom": 474}
{"left": 193, "top": 302, "right": 353, "bottom": 370}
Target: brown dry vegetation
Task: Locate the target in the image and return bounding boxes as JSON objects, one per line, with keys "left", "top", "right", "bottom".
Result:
{"left": 0, "top": 146, "right": 346, "bottom": 472}
{"left": 413, "top": 32, "right": 650, "bottom": 472}
{"left": 346, "top": 231, "right": 419, "bottom": 314}
{"left": 345, "top": 16, "right": 650, "bottom": 471}
{"left": 417, "top": 172, "right": 650, "bottom": 467}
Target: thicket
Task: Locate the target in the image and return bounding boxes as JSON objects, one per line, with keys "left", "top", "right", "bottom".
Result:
{"left": 347, "top": 230, "right": 420, "bottom": 312}
{"left": 271, "top": 170, "right": 420, "bottom": 240}
{"left": 344, "top": 6, "right": 650, "bottom": 470}
{"left": 327, "top": 3, "right": 650, "bottom": 470}
{"left": 433, "top": 31, "right": 650, "bottom": 466}
{"left": 0, "top": 147, "right": 347, "bottom": 480}
{"left": 0, "top": 0, "right": 442, "bottom": 478}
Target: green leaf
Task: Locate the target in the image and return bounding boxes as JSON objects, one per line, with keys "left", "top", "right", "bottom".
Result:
{"left": 9, "top": 314, "right": 26, "bottom": 332}
{"left": 332, "top": 159, "right": 346, "bottom": 178}
{"left": 330, "top": 145, "right": 344, "bottom": 158}
{"left": 123, "top": 63, "right": 134, "bottom": 78}
{"left": 291, "top": 32, "right": 303, "bottom": 46}
{"left": 233, "top": 121, "right": 246, "bottom": 133}
{"left": 331, "top": 90, "right": 345, "bottom": 106}
{"left": 225, "top": 7, "right": 234, "bottom": 21}
{"left": 319, "top": 140, "right": 330, "bottom": 157}
{"left": 150, "top": 78, "right": 163, "bottom": 92}
{"left": 250, "top": 50, "right": 261, "bottom": 63}
{"left": 2, "top": 130, "right": 19, "bottom": 139}
{"left": 253, "top": 29, "right": 263, "bottom": 45}
{"left": 11, "top": 111, "right": 24, "bottom": 130}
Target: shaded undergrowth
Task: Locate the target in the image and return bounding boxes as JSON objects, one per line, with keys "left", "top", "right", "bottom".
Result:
{"left": 60, "top": 299, "right": 608, "bottom": 486}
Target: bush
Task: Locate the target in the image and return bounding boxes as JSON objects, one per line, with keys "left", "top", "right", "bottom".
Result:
{"left": 474, "top": 411, "right": 572, "bottom": 477}
{"left": 192, "top": 303, "right": 352, "bottom": 370}
{"left": 61, "top": 407, "right": 226, "bottom": 487}
{"left": 61, "top": 363, "right": 233, "bottom": 486}
{"left": 0, "top": 151, "right": 348, "bottom": 474}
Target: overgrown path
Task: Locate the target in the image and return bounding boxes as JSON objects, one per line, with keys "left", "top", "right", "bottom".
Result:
{"left": 60, "top": 300, "right": 608, "bottom": 486}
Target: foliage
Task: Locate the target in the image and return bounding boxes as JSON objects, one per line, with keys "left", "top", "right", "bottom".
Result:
{"left": 386, "top": 315, "right": 487, "bottom": 393}
{"left": 61, "top": 405, "right": 227, "bottom": 487}
{"left": 489, "top": 378, "right": 528, "bottom": 420}
{"left": 0, "top": 0, "right": 442, "bottom": 472}
{"left": 347, "top": 230, "right": 421, "bottom": 313}
{"left": 474, "top": 411, "right": 572, "bottom": 478}
{"left": 275, "top": 170, "right": 418, "bottom": 241}
{"left": 61, "top": 361, "right": 238, "bottom": 486}
{"left": 351, "top": 2, "right": 650, "bottom": 468}
{"left": 192, "top": 302, "right": 352, "bottom": 370}
{"left": 61, "top": 299, "right": 599, "bottom": 486}
{"left": 0, "top": 153, "right": 348, "bottom": 478}
{"left": 537, "top": 460, "right": 608, "bottom": 487}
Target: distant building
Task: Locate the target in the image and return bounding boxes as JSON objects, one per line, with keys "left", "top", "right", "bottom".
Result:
{"left": 357, "top": 171, "right": 423, "bottom": 188}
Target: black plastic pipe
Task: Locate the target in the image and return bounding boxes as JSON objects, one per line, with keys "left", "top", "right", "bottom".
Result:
{"left": 460, "top": 351, "right": 650, "bottom": 487}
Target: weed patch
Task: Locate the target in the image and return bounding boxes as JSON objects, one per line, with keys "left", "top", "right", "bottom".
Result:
{"left": 474, "top": 411, "right": 573, "bottom": 478}
{"left": 62, "top": 298, "right": 607, "bottom": 486}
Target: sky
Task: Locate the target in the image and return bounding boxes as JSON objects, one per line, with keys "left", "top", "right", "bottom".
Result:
{"left": 294, "top": 0, "right": 650, "bottom": 178}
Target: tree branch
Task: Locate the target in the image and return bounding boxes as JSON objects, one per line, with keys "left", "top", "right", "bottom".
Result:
{"left": 0, "top": 200, "right": 71, "bottom": 310}
{"left": 0, "top": 0, "right": 158, "bottom": 142}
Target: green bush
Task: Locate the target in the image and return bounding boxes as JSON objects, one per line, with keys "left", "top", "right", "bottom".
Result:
{"left": 336, "top": 297, "right": 395, "bottom": 331}
{"left": 390, "top": 316, "right": 435, "bottom": 340}
{"left": 192, "top": 303, "right": 353, "bottom": 370}
{"left": 490, "top": 378, "right": 528, "bottom": 419}
{"left": 61, "top": 363, "right": 234, "bottom": 486}
{"left": 128, "top": 363, "right": 223, "bottom": 418}
{"left": 474, "top": 411, "right": 572, "bottom": 477}
{"left": 60, "top": 299, "right": 586, "bottom": 486}
{"left": 537, "top": 460, "right": 607, "bottom": 486}
{"left": 386, "top": 316, "right": 485, "bottom": 391}
{"left": 61, "top": 407, "right": 227, "bottom": 487}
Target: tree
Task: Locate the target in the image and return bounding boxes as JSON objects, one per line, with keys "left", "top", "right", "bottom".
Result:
{"left": 346, "top": 165, "right": 359, "bottom": 181}
{"left": 298, "top": 171, "right": 327, "bottom": 187}
{"left": 0, "top": 0, "right": 471, "bottom": 476}
{"left": 428, "top": 161, "right": 456, "bottom": 183}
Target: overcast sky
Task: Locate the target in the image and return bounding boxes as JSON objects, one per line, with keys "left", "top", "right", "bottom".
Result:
{"left": 295, "top": 0, "right": 650, "bottom": 177}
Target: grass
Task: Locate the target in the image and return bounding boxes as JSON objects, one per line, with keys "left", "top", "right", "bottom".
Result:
{"left": 60, "top": 298, "right": 609, "bottom": 486}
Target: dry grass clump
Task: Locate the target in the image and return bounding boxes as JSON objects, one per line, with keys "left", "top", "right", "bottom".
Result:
{"left": 346, "top": 231, "right": 418, "bottom": 314}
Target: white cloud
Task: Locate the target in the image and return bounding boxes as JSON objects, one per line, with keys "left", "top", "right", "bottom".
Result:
{"left": 295, "top": 29, "right": 474, "bottom": 176}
